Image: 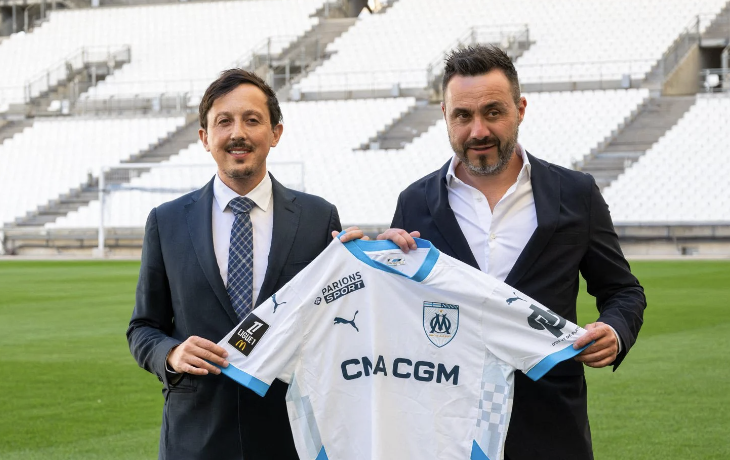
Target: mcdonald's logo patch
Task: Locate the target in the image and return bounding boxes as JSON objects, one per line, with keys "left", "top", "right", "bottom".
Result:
{"left": 228, "top": 314, "right": 270, "bottom": 356}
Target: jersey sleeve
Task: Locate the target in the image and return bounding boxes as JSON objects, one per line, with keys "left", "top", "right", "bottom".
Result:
{"left": 217, "top": 283, "right": 307, "bottom": 397}
{"left": 481, "top": 280, "right": 591, "bottom": 381}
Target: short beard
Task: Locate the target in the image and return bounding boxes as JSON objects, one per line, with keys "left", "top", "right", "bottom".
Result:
{"left": 452, "top": 126, "right": 518, "bottom": 177}
{"left": 224, "top": 167, "right": 255, "bottom": 180}
{"left": 223, "top": 139, "right": 257, "bottom": 180}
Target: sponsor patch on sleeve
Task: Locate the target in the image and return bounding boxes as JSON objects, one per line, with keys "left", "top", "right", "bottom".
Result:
{"left": 228, "top": 314, "right": 270, "bottom": 357}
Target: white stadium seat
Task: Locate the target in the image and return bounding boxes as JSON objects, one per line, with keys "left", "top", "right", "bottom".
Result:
{"left": 603, "top": 94, "right": 730, "bottom": 223}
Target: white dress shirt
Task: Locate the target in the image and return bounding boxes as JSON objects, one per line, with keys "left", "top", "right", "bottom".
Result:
{"left": 445, "top": 145, "right": 622, "bottom": 352}
{"left": 446, "top": 144, "right": 537, "bottom": 282}
{"left": 212, "top": 172, "right": 274, "bottom": 309}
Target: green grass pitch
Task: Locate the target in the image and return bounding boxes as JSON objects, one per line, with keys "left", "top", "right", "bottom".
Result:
{"left": 0, "top": 259, "right": 728, "bottom": 459}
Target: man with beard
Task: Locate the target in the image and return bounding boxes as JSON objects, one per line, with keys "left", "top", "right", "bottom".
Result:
{"left": 379, "top": 45, "right": 646, "bottom": 459}
{"left": 127, "top": 69, "right": 364, "bottom": 459}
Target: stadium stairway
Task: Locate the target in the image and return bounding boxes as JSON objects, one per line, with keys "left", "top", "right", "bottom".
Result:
{"left": 272, "top": 17, "right": 358, "bottom": 96}
{"left": 29, "top": 53, "right": 130, "bottom": 117}
{"left": 124, "top": 115, "right": 199, "bottom": 164}
{"left": 580, "top": 95, "right": 696, "bottom": 190}
{"left": 0, "top": 119, "right": 33, "bottom": 144}
{"left": 9, "top": 114, "right": 199, "bottom": 227}
{"left": 360, "top": 101, "right": 442, "bottom": 150}
{"left": 578, "top": 3, "right": 730, "bottom": 190}
{"left": 702, "top": 0, "right": 730, "bottom": 47}
{"left": 642, "top": 20, "right": 702, "bottom": 93}
{"left": 274, "top": 17, "right": 358, "bottom": 101}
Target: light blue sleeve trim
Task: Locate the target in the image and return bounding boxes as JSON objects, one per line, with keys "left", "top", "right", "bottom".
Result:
{"left": 471, "top": 440, "right": 491, "bottom": 460}
{"left": 525, "top": 341, "right": 594, "bottom": 381}
{"left": 217, "top": 364, "right": 270, "bottom": 397}
{"left": 315, "top": 446, "right": 328, "bottom": 460}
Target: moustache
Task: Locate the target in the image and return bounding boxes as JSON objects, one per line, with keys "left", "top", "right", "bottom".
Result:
{"left": 225, "top": 140, "right": 255, "bottom": 151}
{"left": 463, "top": 137, "right": 499, "bottom": 150}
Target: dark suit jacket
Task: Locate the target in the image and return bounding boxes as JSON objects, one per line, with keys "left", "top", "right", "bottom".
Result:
{"left": 391, "top": 153, "right": 646, "bottom": 460}
{"left": 127, "top": 174, "right": 341, "bottom": 460}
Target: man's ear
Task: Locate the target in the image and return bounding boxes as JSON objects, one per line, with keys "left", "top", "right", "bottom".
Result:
{"left": 270, "top": 123, "right": 283, "bottom": 147}
{"left": 517, "top": 97, "right": 527, "bottom": 124}
{"left": 199, "top": 128, "right": 210, "bottom": 151}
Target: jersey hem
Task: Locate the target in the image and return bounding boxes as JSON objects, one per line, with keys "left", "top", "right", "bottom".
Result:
{"left": 525, "top": 341, "right": 592, "bottom": 381}
{"left": 471, "top": 440, "right": 491, "bottom": 460}
{"left": 217, "top": 364, "right": 270, "bottom": 396}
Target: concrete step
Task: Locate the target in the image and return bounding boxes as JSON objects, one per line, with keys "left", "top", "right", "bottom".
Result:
{"left": 581, "top": 95, "right": 696, "bottom": 189}
{"left": 0, "top": 119, "right": 34, "bottom": 144}
{"left": 364, "top": 103, "right": 442, "bottom": 150}
{"left": 274, "top": 18, "right": 358, "bottom": 98}
{"left": 126, "top": 118, "right": 199, "bottom": 164}
{"left": 701, "top": 1, "right": 730, "bottom": 43}
{"left": 16, "top": 214, "right": 67, "bottom": 226}
{"left": 594, "top": 151, "right": 644, "bottom": 160}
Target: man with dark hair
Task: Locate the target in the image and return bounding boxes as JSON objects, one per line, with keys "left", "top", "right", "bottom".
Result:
{"left": 127, "top": 68, "right": 346, "bottom": 459}
{"left": 381, "top": 45, "right": 646, "bottom": 459}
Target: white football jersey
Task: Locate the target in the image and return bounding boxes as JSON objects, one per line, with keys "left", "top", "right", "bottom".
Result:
{"left": 217, "top": 237, "right": 589, "bottom": 460}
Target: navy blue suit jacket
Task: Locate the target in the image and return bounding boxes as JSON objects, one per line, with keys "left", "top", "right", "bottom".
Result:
{"left": 391, "top": 153, "right": 646, "bottom": 460}
{"left": 127, "top": 174, "right": 341, "bottom": 460}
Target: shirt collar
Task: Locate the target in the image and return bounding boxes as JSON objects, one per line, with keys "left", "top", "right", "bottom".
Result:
{"left": 213, "top": 171, "right": 273, "bottom": 213}
{"left": 446, "top": 143, "right": 532, "bottom": 187}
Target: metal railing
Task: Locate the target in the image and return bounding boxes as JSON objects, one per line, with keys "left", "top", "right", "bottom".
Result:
{"left": 653, "top": 16, "right": 701, "bottom": 81}
{"left": 24, "top": 45, "right": 131, "bottom": 102}
{"left": 73, "top": 35, "right": 310, "bottom": 113}
{"left": 515, "top": 58, "right": 656, "bottom": 87}
{"left": 700, "top": 68, "right": 730, "bottom": 93}
{"left": 426, "top": 24, "right": 531, "bottom": 95}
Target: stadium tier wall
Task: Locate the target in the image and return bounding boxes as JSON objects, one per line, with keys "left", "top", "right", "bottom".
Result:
{"left": 1, "top": 0, "right": 729, "bottom": 256}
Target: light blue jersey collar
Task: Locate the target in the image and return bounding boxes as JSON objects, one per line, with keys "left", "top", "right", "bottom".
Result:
{"left": 338, "top": 232, "right": 440, "bottom": 282}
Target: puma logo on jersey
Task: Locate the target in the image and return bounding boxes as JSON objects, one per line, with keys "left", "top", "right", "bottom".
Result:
{"left": 272, "top": 294, "right": 286, "bottom": 313}
{"left": 506, "top": 293, "right": 525, "bottom": 305}
{"left": 334, "top": 311, "right": 359, "bottom": 332}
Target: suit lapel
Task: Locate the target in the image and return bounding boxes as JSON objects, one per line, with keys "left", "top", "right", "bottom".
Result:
{"left": 257, "top": 174, "right": 300, "bottom": 306}
{"left": 185, "top": 177, "right": 240, "bottom": 325}
{"left": 505, "top": 153, "right": 560, "bottom": 287}
{"left": 426, "top": 161, "right": 480, "bottom": 270}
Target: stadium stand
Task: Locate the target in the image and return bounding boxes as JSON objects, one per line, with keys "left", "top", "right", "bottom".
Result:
{"left": 0, "top": 115, "right": 184, "bottom": 226}
{"left": 1, "top": 0, "right": 729, "bottom": 256}
{"left": 45, "top": 89, "right": 649, "bottom": 227}
{"left": 47, "top": 97, "right": 417, "bottom": 227}
{"left": 295, "top": 0, "right": 729, "bottom": 95}
{"left": 603, "top": 93, "right": 730, "bottom": 223}
{"left": 0, "top": 0, "right": 326, "bottom": 112}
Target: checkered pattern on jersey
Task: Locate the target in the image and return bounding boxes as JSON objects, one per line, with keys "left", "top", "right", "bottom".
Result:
{"left": 227, "top": 196, "right": 255, "bottom": 321}
{"left": 475, "top": 361, "right": 513, "bottom": 460}
{"left": 477, "top": 381, "right": 510, "bottom": 433}
{"left": 286, "top": 374, "right": 325, "bottom": 459}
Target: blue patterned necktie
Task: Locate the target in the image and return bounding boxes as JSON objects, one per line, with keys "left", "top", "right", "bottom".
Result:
{"left": 227, "top": 196, "right": 255, "bottom": 321}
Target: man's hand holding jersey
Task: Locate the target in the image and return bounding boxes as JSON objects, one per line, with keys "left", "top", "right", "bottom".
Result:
{"left": 573, "top": 322, "right": 619, "bottom": 368}
{"left": 167, "top": 336, "right": 229, "bottom": 376}
{"left": 376, "top": 228, "right": 421, "bottom": 252}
